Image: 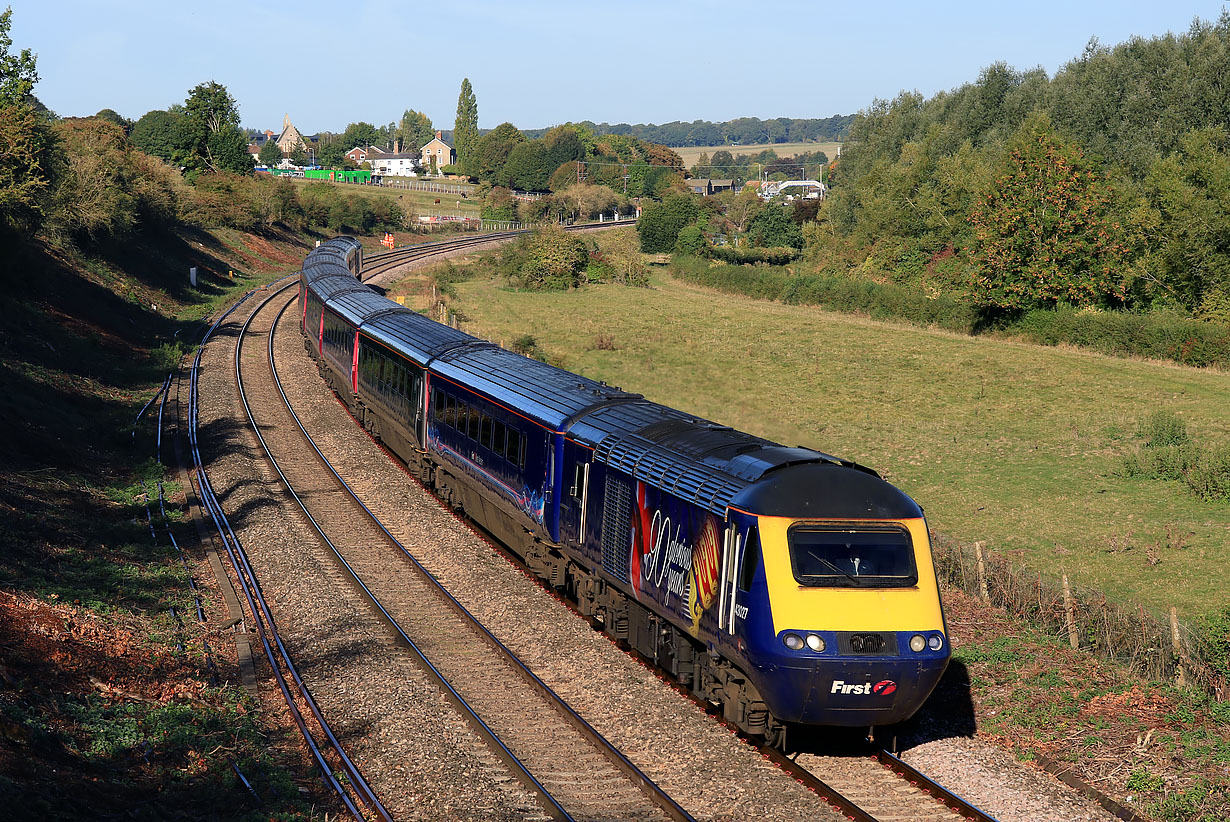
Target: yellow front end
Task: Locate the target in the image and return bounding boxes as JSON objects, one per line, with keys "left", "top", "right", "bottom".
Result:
{"left": 758, "top": 516, "right": 946, "bottom": 634}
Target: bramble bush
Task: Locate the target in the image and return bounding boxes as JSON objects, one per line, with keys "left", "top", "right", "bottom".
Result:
{"left": 707, "top": 245, "right": 801, "bottom": 265}
{"left": 670, "top": 255, "right": 978, "bottom": 331}
{"left": 1121, "top": 411, "right": 1230, "bottom": 502}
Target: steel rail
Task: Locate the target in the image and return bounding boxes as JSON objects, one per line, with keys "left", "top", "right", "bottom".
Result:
{"left": 185, "top": 288, "right": 374, "bottom": 822}
{"left": 361, "top": 221, "right": 627, "bottom": 269}
{"left": 261, "top": 283, "right": 695, "bottom": 822}
{"left": 237, "top": 281, "right": 566, "bottom": 819}
{"left": 874, "top": 749, "right": 999, "bottom": 821}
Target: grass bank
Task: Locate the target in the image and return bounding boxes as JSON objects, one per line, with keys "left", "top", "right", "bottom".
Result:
{"left": 446, "top": 247, "right": 1230, "bottom": 620}
{"left": 0, "top": 230, "right": 334, "bottom": 819}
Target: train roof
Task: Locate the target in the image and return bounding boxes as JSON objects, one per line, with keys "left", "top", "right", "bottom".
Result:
{"left": 362, "top": 311, "right": 490, "bottom": 365}
{"left": 431, "top": 345, "right": 642, "bottom": 431}
{"left": 328, "top": 289, "right": 405, "bottom": 327}
{"left": 306, "top": 272, "right": 367, "bottom": 302}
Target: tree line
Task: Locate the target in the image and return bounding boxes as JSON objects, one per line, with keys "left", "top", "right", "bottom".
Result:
{"left": 522, "top": 114, "right": 853, "bottom": 147}
{"left": 816, "top": 14, "right": 1230, "bottom": 321}
{"left": 0, "top": 9, "right": 403, "bottom": 248}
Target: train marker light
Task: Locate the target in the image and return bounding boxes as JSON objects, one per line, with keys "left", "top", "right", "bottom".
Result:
{"left": 928, "top": 635, "right": 944, "bottom": 651}
{"left": 805, "top": 634, "right": 825, "bottom": 652}
{"left": 909, "top": 634, "right": 927, "bottom": 652}
{"left": 783, "top": 633, "right": 805, "bottom": 651}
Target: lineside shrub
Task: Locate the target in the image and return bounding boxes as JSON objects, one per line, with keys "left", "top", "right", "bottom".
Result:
{"left": 671, "top": 256, "right": 978, "bottom": 332}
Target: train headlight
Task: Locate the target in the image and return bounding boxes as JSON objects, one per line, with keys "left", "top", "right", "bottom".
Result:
{"left": 783, "top": 633, "right": 805, "bottom": 651}
{"left": 805, "top": 634, "right": 825, "bottom": 652}
{"left": 928, "top": 634, "right": 944, "bottom": 651}
{"left": 909, "top": 634, "right": 927, "bottom": 653}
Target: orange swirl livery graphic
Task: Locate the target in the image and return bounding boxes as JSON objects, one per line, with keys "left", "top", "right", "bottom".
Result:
{"left": 687, "top": 516, "right": 721, "bottom": 634}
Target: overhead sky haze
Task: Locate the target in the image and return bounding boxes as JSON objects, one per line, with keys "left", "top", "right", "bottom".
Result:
{"left": 15, "top": 1, "right": 1230, "bottom": 135}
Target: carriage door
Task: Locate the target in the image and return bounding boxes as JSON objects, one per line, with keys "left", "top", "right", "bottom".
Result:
{"left": 564, "top": 451, "right": 590, "bottom": 548}
{"left": 413, "top": 368, "right": 426, "bottom": 446}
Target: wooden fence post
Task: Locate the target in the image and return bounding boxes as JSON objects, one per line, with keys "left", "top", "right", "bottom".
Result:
{"left": 1063, "top": 574, "right": 1079, "bottom": 649}
{"left": 974, "top": 541, "right": 989, "bottom": 602}
{"left": 1171, "top": 607, "right": 1188, "bottom": 687}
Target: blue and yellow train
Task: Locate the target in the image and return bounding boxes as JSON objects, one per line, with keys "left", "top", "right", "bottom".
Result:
{"left": 300, "top": 236, "right": 950, "bottom": 744}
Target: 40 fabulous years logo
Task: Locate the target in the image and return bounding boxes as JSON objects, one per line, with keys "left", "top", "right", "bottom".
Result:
{"left": 629, "top": 482, "right": 723, "bottom": 635}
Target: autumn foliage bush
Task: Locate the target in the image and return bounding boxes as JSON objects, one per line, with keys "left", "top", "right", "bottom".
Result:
{"left": 967, "top": 115, "right": 1138, "bottom": 310}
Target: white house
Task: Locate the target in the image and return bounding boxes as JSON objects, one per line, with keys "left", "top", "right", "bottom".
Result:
{"left": 372, "top": 153, "right": 421, "bottom": 177}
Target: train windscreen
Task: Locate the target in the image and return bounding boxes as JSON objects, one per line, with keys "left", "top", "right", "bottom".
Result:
{"left": 786, "top": 525, "right": 917, "bottom": 588}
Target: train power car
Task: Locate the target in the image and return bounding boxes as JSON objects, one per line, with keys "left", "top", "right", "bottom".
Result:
{"left": 299, "top": 237, "right": 950, "bottom": 745}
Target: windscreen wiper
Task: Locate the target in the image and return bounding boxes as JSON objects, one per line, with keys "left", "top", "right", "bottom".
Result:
{"left": 807, "top": 551, "right": 860, "bottom": 585}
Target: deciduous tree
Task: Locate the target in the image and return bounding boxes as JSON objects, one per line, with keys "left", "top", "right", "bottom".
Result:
{"left": 967, "top": 115, "right": 1135, "bottom": 309}
{"left": 0, "top": 102, "right": 57, "bottom": 236}
{"left": 472, "top": 122, "right": 525, "bottom": 183}
{"left": 258, "top": 138, "right": 282, "bottom": 167}
{"left": 341, "top": 121, "right": 382, "bottom": 152}
{"left": 130, "top": 109, "right": 186, "bottom": 163}
{"left": 181, "top": 81, "right": 253, "bottom": 176}
{"left": 748, "top": 203, "right": 803, "bottom": 248}
{"left": 0, "top": 6, "right": 37, "bottom": 106}
{"left": 0, "top": 7, "right": 56, "bottom": 237}
{"left": 637, "top": 192, "right": 698, "bottom": 253}
{"left": 397, "top": 109, "right": 434, "bottom": 152}
{"left": 1142, "top": 127, "right": 1230, "bottom": 315}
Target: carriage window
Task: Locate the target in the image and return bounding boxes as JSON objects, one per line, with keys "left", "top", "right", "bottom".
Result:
{"left": 787, "top": 526, "right": 917, "bottom": 588}
{"left": 467, "top": 405, "right": 480, "bottom": 440}
{"left": 480, "top": 415, "right": 493, "bottom": 450}
{"left": 492, "top": 421, "right": 506, "bottom": 457}
{"left": 738, "top": 530, "right": 761, "bottom": 592}
{"left": 506, "top": 429, "right": 522, "bottom": 468}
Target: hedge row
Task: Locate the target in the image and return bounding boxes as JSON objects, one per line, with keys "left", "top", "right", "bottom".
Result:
{"left": 671, "top": 256, "right": 978, "bottom": 333}
{"left": 706, "top": 245, "right": 801, "bottom": 265}
{"left": 670, "top": 257, "right": 1230, "bottom": 368}
{"left": 1017, "top": 306, "right": 1230, "bottom": 369}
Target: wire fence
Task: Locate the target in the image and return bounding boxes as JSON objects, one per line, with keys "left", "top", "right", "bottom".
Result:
{"left": 376, "top": 178, "right": 474, "bottom": 195}
{"left": 931, "top": 533, "right": 1226, "bottom": 699}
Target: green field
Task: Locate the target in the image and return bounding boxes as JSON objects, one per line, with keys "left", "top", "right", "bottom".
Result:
{"left": 445, "top": 241, "right": 1230, "bottom": 618}
{"left": 284, "top": 177, "right": 481, "bottom": 218}
{"left": 674, "top": 141, "right": 842, "bottom": 169}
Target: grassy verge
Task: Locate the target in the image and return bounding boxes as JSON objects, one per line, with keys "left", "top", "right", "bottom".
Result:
{"left": 931, "top": 589, "right": 1230, "bottom": 822}
{"left": 0, "top": 231, "right": 334, "bottom": 819}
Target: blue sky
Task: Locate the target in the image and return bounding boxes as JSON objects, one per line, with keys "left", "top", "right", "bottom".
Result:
{"left": 13, "top": 1, "right": 1229, "bottom": 134}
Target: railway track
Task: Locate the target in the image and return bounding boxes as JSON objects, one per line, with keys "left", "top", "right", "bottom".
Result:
{"left": 177, "top": 288, "right": 390, "bottom": 821}
{"left": 361, "top": 220, "right": 618, "bottom": 278}
{"left": 189, "top": 227, "right": 1005, "bottom": 821}
{"left": 236, "top": 278, "right": 692, "bottom": 822}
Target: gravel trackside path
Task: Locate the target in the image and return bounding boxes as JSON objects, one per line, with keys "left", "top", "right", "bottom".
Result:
{"left": 196, "top": 291, "right": 547, "bottom": 822}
